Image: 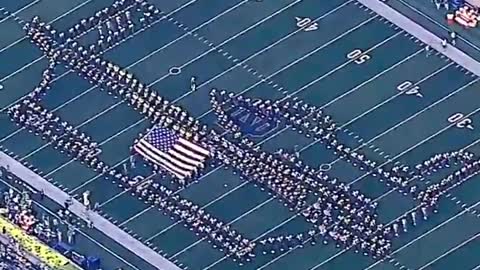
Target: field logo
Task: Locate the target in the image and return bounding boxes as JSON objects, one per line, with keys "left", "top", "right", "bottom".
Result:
{"left": 225, "top": 106, "right": 278, "bottom": 137}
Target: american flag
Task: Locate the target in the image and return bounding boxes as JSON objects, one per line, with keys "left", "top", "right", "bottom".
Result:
{"left": 133, "top": 126, "right": 209, "bottom": 179}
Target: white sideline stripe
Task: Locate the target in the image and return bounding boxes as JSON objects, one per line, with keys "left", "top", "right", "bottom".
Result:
{"left": 13, "top": 2, "right": 462, "bottom": 266}
{"left": 396, "top": 0, "right": 480, "bottom": 55}
{"left": 357, "top": 0, "right": 480, "bottom": 77}
{"left": 0, "top": 151, "right": 180, "bottom": 270}
{"left": 12, "top": 0, "right": 348, "bottom": 184}
{"left": 0, "top": 176, "right": 141, "bottom": 270}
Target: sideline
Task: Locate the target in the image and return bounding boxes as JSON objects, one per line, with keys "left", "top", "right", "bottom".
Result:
{"left": 0, "top": 151, "right": 180, "bottom": 270}
{"left": 358, "top": 0, "right": 480, "bottom": 77}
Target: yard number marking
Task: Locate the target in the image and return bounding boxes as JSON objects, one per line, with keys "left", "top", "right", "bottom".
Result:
{"left": 448, "top": 112, "right": 474, "bottom": 130}
{"left": 397, "top": 81, "right": 423, "bottom": 97}
{"left": 295, "top": 17, "right": 318, "bottom": 32}
{"left": 347, "top": 49, "right": 370, "bottom": 64}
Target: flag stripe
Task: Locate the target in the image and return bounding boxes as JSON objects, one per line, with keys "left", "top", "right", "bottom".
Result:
{"left": 179, "top": 138, "right": 210, "bottom": 156}
{"left": 134, "top": 147, "right": 184, "bottom": 179}
{"left": 140, "top": 139, "right": 198, "bottom": 171}
{"left": 172, "top": 144, "right": 205, "bottom": 163}
{"left": 134, "top": 142, "right": 188, "bottom": 179}
{"left": 134, "top": 142, "right": 187, "bottom": 178}
{"left": 167, "top": 148, "right": 202, "bottom": 167}
{"left": 139, "top": 140, "right": 196, "bottom": 173}
{"left": 133, "top": 126, "right": 209, "bottom": 179}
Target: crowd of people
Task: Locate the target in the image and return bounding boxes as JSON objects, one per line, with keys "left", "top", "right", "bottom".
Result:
{"left": 19, "top": 10, "right": 257, "bottom": 263}
{"left": 8, "top": 101, "right": 104, "bottom": 172}
{"left": 417, "top": 151, "right": 479, "bottom": 206}
{"left": 0, "top": 185, "right": 75, "bottom": 270}
{"left": 209, "top": 90, "right": 394, "bottom": 258}
{"left": 0, "top": 239, "right": 45, "bottom": 270}
{"left": 208, "top": 89, "right": 480, "bottom": 258}
{"left": 16, "top": 2, "right": 214, "bottom": 185}
{"left": 27, "top": 0, "right": 156, "bottom": 58}
{"left": 14, "top": 0, "right": 480, "bottom": 265}
{"left": 131, "top": 169, "right": 257, "bottom": 263}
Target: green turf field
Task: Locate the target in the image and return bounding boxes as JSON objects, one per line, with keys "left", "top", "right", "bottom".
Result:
{"left": 1, "top": 0, "right": 480, "bottom": 269}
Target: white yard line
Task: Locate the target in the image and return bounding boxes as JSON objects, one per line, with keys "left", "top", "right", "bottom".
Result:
{"left": 417, "top": 231, "right": 480, "bottom": 270}
{"left": 319, "top": 48, "right": 424, "bottom": 109}
{"left": 112, "top": 36, "right": 441, "bottom": 242}
{"left": 10, "top": 0, "right": 301, "bottom": 165}
{"left": 95, "top": 15, "right": 395, "bottom": 215}
{"left": 308, "top": 137, "right": 480, "bottom": 270}
{"left": 0, "top": 0, "right": 346, "bottom": 118}
{"left": 11, "top": 2, "right": 472, "bottom": 268}
{"left": 0, "top": 152, "right": 176, "bottom": 270}
{"left": 18, "top": 0, "right": 354, "bottom": 190}
{"left": 0, "top": 0, "right": 94, "bottom": 54}
{"left": 119, "top": 206, "right": 153, "bottom": 226}
{"left": 287, "top": 62, "right": 465, "bottom": 172}
{"left": 358, "top": 0, "right": 480, "bottom": 77}
{"left": 363, "top": 200, "right": 480, "bottom": 270}
{"left": 145, "top": 43, "right": 456, "bottom": 260}
{"left": 0, "top": 0, "right": 41, "bottom": 24}
{"left": 5, "top": 0, "right": 257, "bottom": 153}
{"left": 0, "top": 0, "right": 295, "bottom": 142}
{"left": 40, "top": 118, "right": 145, "bottom": 177}
{"left": 169, "top": 198, "right": 273, "bottom": 259}
{"left": 143, "top": 49, "right": 427, "bottom": 241}
{"left": 339, "top": 62, "right": 451, "bottom": 127}
{"left": 142, "top": 127, "right": 287, "bottom": 241}
{"left": 21, "top": 2, "right": 476, "bottom": 268}
{"left": 0, "top": 0, "right": 199, "bottom": 113}
{"left": 207, "top": 79, "right": 480, "bottom": 270}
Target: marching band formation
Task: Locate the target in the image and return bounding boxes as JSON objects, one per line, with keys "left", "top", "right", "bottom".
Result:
{"left": 208, "top": 89, "right": 480, "bottom": 257}
{"left": 5, "top": 0, "right": 480, "bottom": 266}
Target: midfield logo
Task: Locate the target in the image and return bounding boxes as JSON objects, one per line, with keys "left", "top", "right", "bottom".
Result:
{"left": 209, "top": 89, "right": 480, "bottom": 254}
{"left": 224, "top": 106, "right": 279, "bottom": 137}
{"left": 18, "top": 8, "right": 480, "bottom": 261}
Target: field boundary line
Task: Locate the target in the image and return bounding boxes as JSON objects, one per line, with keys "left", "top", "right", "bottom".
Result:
{"left": 357, "top": 0, "right": 480, "bottom": 77}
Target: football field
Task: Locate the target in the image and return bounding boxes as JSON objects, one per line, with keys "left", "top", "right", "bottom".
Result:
{"left": 1, "top": 0, "right": 480, "bottom": 269}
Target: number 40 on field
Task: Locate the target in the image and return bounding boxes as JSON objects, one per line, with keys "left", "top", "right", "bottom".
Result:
{"left": 295, "top": 17, "right": 318, "bottom": 32}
